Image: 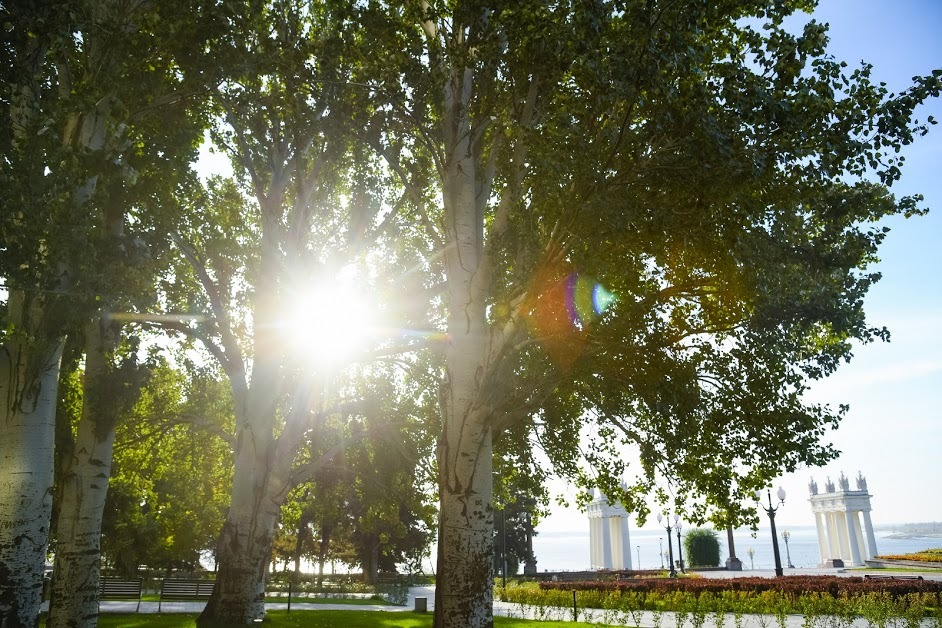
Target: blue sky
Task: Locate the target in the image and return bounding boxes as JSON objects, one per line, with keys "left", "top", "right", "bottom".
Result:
{"left": 539, "top": 0, "right": 942, "bottom": 537}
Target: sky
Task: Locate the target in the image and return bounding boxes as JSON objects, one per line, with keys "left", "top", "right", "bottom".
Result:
{"left": 534, "top": 0, "right": 942, "bottom": 545}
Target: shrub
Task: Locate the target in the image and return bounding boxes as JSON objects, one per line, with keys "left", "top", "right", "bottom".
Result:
{"left": 684, "top": 529, "right": 721, "bottom": 568}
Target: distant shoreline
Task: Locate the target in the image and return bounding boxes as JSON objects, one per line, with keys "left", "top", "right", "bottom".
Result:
{"left": 882, "top": 533, "right": 942, "bottom": 540}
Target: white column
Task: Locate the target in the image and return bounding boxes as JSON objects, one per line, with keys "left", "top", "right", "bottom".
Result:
{"left": 836, "top": 512, "right": 851, "bottom": 561}
{"left": 589, "top": 517, "right": 598, "bottom": 568}
{"left": 851, "top": 512, "right": 867, "bottom": 563}
{"left": 620, "top": 518, "right": 632, "bottom": 570}
{"left": 814, "top": 512, "right": 829, "bottom": 564}
{"left": 825, "top": 512, "right": 840, "bottom": 559}
{"left": 844, "top": 510, "right": 862, "bottom": 565}
{"left": 592, "top": 518, "right": 602, "bottom": 568}
{"left": 862, "top": 509, "right": 879, "bottom": 559}
{"left": 601, "top": 516, "right": 613, "bottom": 569}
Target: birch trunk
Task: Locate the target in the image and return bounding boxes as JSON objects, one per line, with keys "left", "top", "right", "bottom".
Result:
{"left": 197, "top": 234, "right": 289, "bottom": 625}
{"left": 433, "top": 55, "right": 496, "bottom": 627}
{"left": 0, "top": 293, "right": 65, "bottom": 628}
{"left": 47, "top": 318, "right": 120, "bottom": 628}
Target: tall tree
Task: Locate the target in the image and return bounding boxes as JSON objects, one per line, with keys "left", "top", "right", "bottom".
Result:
{"left": 2, "top": 0, "right": 211, "bottom": 623}
{"left": 146, "top": 3, "right": 387, "bottom": 622}
{"left": 354, "top": 2, "right": 940, "bottom": 626}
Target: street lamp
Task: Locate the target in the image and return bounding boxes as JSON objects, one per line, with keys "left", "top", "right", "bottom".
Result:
{"left": 781, "top": 529, "right": 795, "bottom": 569}
{"left": 656, "top": 513, "right": 678, "bottom": 578}
{"left": 636, "top": 545, "right": 641, "bottom": 570}
{"left": 747, "top": 546, "right": 755, "bottom": 570}
{"left": 659, "top": 538, "right": 664, "bottom": 569}
{"left": 674, "top": 516, "right": 685, "bottom": 574}
{"left": 756, "top": 486, "right": 787, "bottom": 577}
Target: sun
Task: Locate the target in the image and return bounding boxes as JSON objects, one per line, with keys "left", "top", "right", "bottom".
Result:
{"left": 278, "top": 273, "right": 377, "bottom": 368}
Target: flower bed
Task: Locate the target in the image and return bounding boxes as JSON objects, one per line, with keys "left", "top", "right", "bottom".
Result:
{"left": 497, "top": 579, "right": 942, "bottom": 622}
{"left": 877, "top": 549, "right": 942, "bottom": 563}
{"left": 538, "top": 575, "right": 942, "bottom": 597}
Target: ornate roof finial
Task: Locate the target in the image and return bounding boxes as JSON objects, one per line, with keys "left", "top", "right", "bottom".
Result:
{"left": 856, "top": 471, "right": 868, "bottom": 491}
{"left": 808, "top": 477, "right": 819, "bottom": 495}
{"left": 825, "top": 476, "right": 835, "bottom": 493}
{"left": 838, "top": 472, "right": 850, "bottom": 491}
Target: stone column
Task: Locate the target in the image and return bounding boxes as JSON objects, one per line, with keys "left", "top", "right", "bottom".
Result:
{"left": 589, "top": 517, "right": 598, "bottom": 568}
{"left": 844, "top": 509, "right": 862, "bottom": 565}
{"left": 619, "top": 518, "right": 632, "bottom": 570}
{"left": 601, "top": 516, "right": 613, "bottom": 569}
{"left": 836, "top": 512, "right": 851, "bottom": 561}
{"left": 814, "top": 512, "right": 829, "bottom": 563}
{"left": 851, "top": 512, "right": 867, "bottom": 562}
{"left": 825, "top": 512, "right": 840, "bottom": 559}
{"left": 862, "top": 509, "right": 879, "bottom": 559}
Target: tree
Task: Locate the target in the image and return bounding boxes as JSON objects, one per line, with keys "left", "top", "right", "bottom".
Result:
{"left": 144, "top": 4, "right": 395, "bottom": 621}
{"left": 683, "top": 529, "right": 721, "bottom": 568}
{"left": 99, "top": 361, "right": 233, "bottom": 576}
{"left": 354, "top": 2, "right": 940, "bottom": 626}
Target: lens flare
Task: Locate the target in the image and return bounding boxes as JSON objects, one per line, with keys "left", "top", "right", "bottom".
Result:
{"left": 564, "top": 274, "right": 617, "bottom": 328}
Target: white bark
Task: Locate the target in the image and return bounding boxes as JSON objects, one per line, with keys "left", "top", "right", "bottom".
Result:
{"left": 434, "top": 37, "right": 498, "bottom": 627}
{"left": 0, "top": 293, "right": 64, "bottom": 628}
{"left": 47, "top": 319, "right": 120, "bottom": 628}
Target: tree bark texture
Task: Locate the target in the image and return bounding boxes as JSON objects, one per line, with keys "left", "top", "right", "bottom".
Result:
{"left": 47, "top": 318, "right": 120, "bottom": 628}
{"left": 434, "top": 51, "right": 497, "bottom": 628}
{"left": 0, "top": 293, "right": 64, "bottom": 628}
{"left": 198, "top": 240, "right": 296, "bottom": 625}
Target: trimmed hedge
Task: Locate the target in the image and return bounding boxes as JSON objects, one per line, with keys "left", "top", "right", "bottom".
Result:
{"left": 538, "top": 575, "right": 942, "bottom": 598}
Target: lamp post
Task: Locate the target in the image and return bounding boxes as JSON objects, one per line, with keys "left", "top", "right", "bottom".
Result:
{"left": 636, "top": 545, "right": 641, "bottom": 570}
{"left": 747, "top": 546, "right": 755, "bottom": 570}
{"left": 659, "top": 538, "right": 664, "bottom": 569}
{"left": 756, "top": 486, "right": 787, "bottom": 577}
{"left": 781, "top": 530, "right": 795, "bottom": 569}
{"left": 675, "top": 516, "right": 685, "bottom": 574}
{"left": 500, "top": 505, "right": 507, "bottom": 588}
{"left": 657, "top": 513, "right": 677, "bottom": 578}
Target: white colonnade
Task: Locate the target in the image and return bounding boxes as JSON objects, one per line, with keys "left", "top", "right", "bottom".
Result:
{"left": 588, "top": 487, "right": 633, "bottom": 570}
{"left": 808, "top": 472, "right": 878, "bottom": 567}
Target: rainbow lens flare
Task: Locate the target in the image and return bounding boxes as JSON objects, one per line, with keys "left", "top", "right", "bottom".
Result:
{"left": 564, "top": 274, "right": 617, "bottom": 328}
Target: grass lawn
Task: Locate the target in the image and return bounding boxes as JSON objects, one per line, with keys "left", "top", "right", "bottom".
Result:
{"left": 91, "top": 610, "right": 619, "bottom": 627}
{"left": 138, "top": 594, "right": 393, "bottom": 605}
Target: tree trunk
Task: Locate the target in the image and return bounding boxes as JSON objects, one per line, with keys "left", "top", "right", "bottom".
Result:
{"left": 198, "top": 506, "right": 279, "bottom": 624}
{"left": 363, "top": 537, "right": 380, "bottom": 586}
{"left": 433, "top": 54, "right": 496, "bottom": 627}
{"left": 0, "top": 292, "right": 64, "bottom": 628}
{"left": 48, "top": 317, "right": 121, "bottom": 628}
{"left": 197, "top": 441, "right": 281, "bottom": 625}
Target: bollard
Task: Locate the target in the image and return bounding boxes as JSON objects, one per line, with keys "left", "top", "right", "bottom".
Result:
{"left": 414, "top": 597, "right": 428, "bottom": 613}
{"left": 572, "top": 590, "right": 578, "bottom": 621}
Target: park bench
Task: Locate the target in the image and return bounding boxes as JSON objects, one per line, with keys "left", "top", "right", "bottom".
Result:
{"left": 99, "top": 577, "right": 143, "bottom": 612}
{"left": 158, "top": 578, "right": 216, "bottom": 610}
{"left": 864, "top": 574, "right": 924, "bottom": 581}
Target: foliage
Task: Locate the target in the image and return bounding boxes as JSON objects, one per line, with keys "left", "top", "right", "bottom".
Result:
{"left": 684, "top": 529, "right": 722, "bottom": 568}
{"left": 876, "top": 550, "right": 942, "bottom": 563}
{"left": 536, "top": 576, "right": 942, "bottom": 597}
{"left": 101, "top": 361, "right": 233, "bottom": 574}
{"left": 497, "top": 580, "right": 942, "bottom": 619}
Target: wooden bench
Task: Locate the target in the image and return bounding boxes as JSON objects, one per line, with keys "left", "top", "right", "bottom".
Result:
{"left": 99, "top": 577, "right": 143, "bottom": 612}
{"left": 158, "top": 579, "right": 215, "bottom": 610}
{"left": 864, "top": 574, "right": 924, "bottom": 580}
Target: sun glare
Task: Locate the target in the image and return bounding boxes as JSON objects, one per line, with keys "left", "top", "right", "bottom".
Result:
{"left": 280, "top": 275, "right": 376, "bottom": 368}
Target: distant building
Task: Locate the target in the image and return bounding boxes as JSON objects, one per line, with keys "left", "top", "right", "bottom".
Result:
{"left": 808, "top": 471, "right": 878, "bottom": 567}
{"left": 587, "top": 487, "right": 633, "bottom": 570}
